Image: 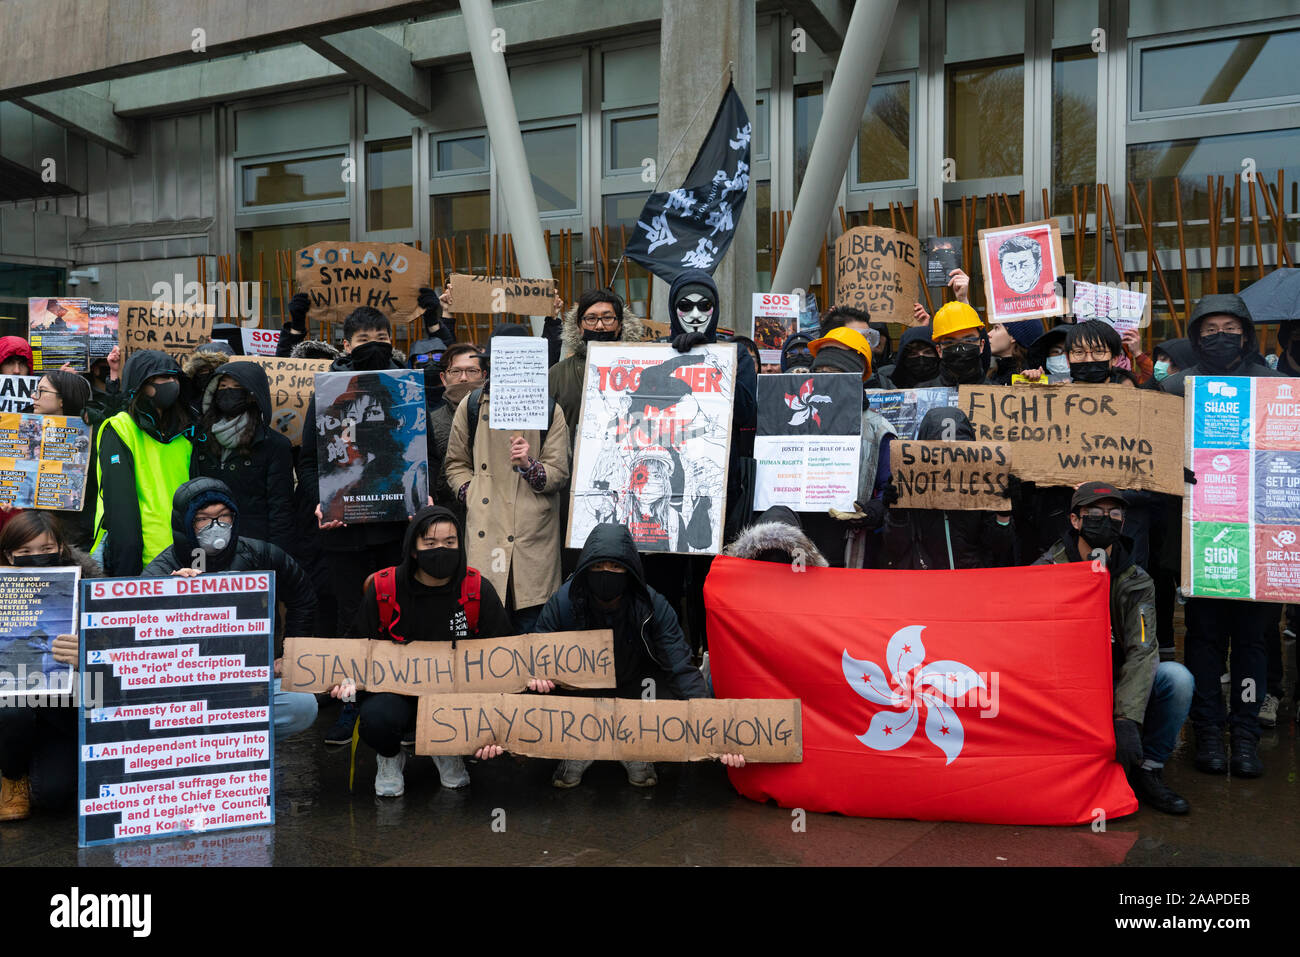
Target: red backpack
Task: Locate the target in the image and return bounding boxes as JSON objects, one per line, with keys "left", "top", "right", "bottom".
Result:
{"left": 367, "top": 565, "right": 481, "bottom": 642}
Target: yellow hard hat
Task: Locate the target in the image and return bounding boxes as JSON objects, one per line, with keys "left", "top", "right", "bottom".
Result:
{"left": 932, "top": 301, "right": 983, "bottom": 340}
{"left": 809, "top": 326, "right": 874, "bottom": 379}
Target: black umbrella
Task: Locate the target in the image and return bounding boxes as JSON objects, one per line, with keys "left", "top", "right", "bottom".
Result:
{"left": 1240, "top": 268, "right": 1300, "bottom": 324}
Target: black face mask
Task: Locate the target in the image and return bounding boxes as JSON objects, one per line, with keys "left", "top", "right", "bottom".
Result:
{"left": 940, "top": 342, "right": 983, "bottom": 382}
{"left": 1079, "top": 515, "right": 1122, "bottom": 549}
{"left": 150, "top": 380, "right": 180, "bottom": 409}
{"left": 899, "top": 353, "right": 941, "bottom": 382}
{"left": 10, "top": 552, "right": 63, "bottom": 567}
{"left": 415, "top": 546, "right": 460, "bottom": 580}
{"left": 214, "top": 388, "right": 248, "bottom": 415}
{"left": 811, "top": 349, "right": 865, "bottom": 377}
{"left": 350, "top": 341, "right": 394, "bottom": 370}
{"left": 1200, "top": 332, "right": 1244, "bottom": 370}
{"left": 582, "top": 329, "right": 619, "bottom": 343}
{"left": 587, "top": 569, "right": 628, "bottom": 602}
{"left": 1069, "top": 360, "right": 1111, "bottom": 384}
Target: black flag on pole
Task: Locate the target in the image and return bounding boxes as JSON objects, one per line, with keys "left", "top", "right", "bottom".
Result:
{"left": 624, "top": 82, "right": 751, "bottom": 285}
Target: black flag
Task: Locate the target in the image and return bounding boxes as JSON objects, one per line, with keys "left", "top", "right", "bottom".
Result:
{"left": 624, "top": 82, "right": 751, "bottom": 285}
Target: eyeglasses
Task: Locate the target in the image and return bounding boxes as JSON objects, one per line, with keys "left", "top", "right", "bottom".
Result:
{"left": 33, "top": 387, "right": 58, "bottom": 398}
{"left": 1079, "top": 506, "right": 1125, "bottom": 521}
{"left": 444, "top": 367, "right": 484, "bottom": 381}
{"left": 1068, "top": 348, "right": 1112, "bottom": 362}
{"left": 199, "top": 511, "right": 234, "bottom": 526}
{"left": 581, "top": 314, "right": 620, "bottom": 328}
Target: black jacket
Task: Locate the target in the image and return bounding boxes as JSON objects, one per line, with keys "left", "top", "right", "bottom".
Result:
{"left": 191, "top": 361, "right": 296, "bottom": 551}
{"left": 880, "top": 408, "right": 1017, "bottom": 569}
{"left": 536, "top": 522, "right": 708, "bottom": 699}
{"left": 143, "top": 477, "right": 316, "bottom": 657}
{"left": 1161, "top": 294, "right": 1285, "bottom": 396}
{"left": 351, "top": 505, "right": 510, "bottom": 643}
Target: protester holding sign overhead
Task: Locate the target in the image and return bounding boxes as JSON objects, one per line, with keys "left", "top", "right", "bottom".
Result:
{"left": 92, "top": 349, "right": 193, "bottom": 577}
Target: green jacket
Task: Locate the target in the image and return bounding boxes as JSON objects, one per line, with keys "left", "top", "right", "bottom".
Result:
{"left": 1034, "top": 532, "right": 1157, "bottom": 723}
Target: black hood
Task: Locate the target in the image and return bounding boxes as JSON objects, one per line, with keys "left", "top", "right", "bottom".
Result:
{"left": 398, "top": 506, "right": 467, "bottom": 588}
{"left": 122, "top": 349, "right": 183, "bottom": 396}
{"left": 1153, "top": 337, "right": 1195, "bottom": 372}
{"left": 917, "top": 406, "right": 974, "bottom": 441}
{"left": 201, "top": 360, "right": 272, "bottom": 423}
{"left": 1027, "top": 327, "right": 1068, "bottom": 371}
{"left": 572, "top": 523, "right": 650, "bottom": 603}
{"left": 667, "top": 268, "right": 720, "bottom": 339}
{"left": 168, "top": 477, "right": 239, "bottom": 566}
{"left": 1187, "top": 293, "right": 1263, "bottom": 366}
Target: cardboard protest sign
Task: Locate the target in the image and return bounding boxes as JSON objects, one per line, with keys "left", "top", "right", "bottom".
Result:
{"left": 446, "top": 273, "right": 557, "bottom": 316}
{"left": 415, "top": 693, "right": 802, "bottom": 763}
{"left": 229, "top": 355, "right": 331, "bottom": 445}
{"left": 240, "top": 327, "right": 280, "bottom": 357}
{"left": 0, "top": 566, "right": 79, "bottom": 696}
{"left": 752, "top": 293, "right": 801, "bottom": 366}
{"left": 1069, "top": 279, "right": 1149, "bottom": 334}
{"left": 834, "top": 226, "right": 920, "bottom": 325}
{"left": 281, "top": 631, "right": 615, "bottom": 695}
{"left": 78, "top": 573, "right": 275, "bottom": 847}
{"left": 865, "top": 387, "right": 959, "bottom": 439}
{"left": 487, "top": 336, "right": 549, "bottom": 431}
{"left": 977, "top": 219, "right": 1066, "bottom": 324}
{"left": 119, "top": 300, "right": 216, "bottom": 362}
{"left": 960, "top": 384, "right": 1184, "bottom": 494}
{"left": 890, "top": 440, "right": 1012, "bottom": 510}
{"left": 0, "top": 413, "right": 93, "bottom": 510}
{"left": 754, "top": 373, "right": 863, "bottom": 512}
{"left": 296, "top": 241, "right": 430, "bottom": 327}
{"left": 315, "top": 368, "right": 428, "bottom": 524}
{"left": 1182, "top": 376, "right": 1300, "bottom": 601}
{"left": 924, "top": 236, "right": 963, "bottom": 287}
{"left": 569, "top": 341, "right": 736, "bottom": 554}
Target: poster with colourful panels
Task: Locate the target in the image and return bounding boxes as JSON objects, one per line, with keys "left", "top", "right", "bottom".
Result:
{"left": 1184, "top": 376, "right": 1300, "bottom": 601}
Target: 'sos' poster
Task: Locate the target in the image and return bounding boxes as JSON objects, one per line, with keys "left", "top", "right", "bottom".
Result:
{"left": 569, "top": 342, "right": 736, "bottom": 554}
{"left": 1184, "top": 375, "right": 1300, "bottom": 601}
{"left": 315, "top": 369, "right": 428, "bottom": 524}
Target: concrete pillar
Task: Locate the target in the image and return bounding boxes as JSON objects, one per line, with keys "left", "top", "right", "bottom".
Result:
{"left": 654, "top": 0, "right": 756, "bottom": 337}
{"left": 770, "top": 0, "right": 899, "bottom": 300}
{"left": 459, "top": 0, "right": 553, "bottom": 293}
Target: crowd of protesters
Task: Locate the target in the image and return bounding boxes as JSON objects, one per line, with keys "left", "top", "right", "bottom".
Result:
{"left": 0, "top": 265, "right": 1294, "bottom": 822}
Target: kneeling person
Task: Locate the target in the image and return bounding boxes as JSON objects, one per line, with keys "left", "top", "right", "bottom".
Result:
{"left": 330, "top": 506, "right": 511, "bottom": 797}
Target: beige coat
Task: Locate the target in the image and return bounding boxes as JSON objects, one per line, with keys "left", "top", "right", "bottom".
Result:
{"left": 444, "top": 391, "right": 571, "bottom": 611}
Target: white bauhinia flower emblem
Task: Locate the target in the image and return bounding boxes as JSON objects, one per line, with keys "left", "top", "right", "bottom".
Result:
{"left": 842, "top": 625, "right": 986, "bottom": 765}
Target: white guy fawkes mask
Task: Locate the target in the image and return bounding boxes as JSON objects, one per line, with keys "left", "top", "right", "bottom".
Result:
{"left": 675, "top": 292, "right": 716, "bottom": 334}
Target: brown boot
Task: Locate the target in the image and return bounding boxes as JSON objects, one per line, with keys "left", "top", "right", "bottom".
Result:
{"left": 0, "top": 775, "right": 31, "bottom": 821}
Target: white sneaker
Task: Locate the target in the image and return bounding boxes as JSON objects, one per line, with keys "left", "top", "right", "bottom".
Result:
{"left": 1220, "top": 671, "right": 1231, "bottom": 687}
{"left": 434, "top": 755, "right": 470, "bottom": 789}
{"left": 374, "top": 751, "right": 406, "bottom": 797}
{"left": 1259, "top": 693, "right": 1280, "bottom": 728}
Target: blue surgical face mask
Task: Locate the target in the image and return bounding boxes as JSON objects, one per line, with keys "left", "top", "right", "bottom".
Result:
{"left": 1153, "top": 359, "right": 1172, "bottom": 381}
{"left": 1045, "top": 354, "right": 1069, "bottom": 376}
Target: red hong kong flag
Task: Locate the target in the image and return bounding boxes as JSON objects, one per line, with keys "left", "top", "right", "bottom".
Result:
{"left": 704, "top": 557, "right": 1137, "bottom": 825}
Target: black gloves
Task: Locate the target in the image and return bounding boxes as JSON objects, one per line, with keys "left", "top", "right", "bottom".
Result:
{"left": 1183, "top": 467, "right": 1197, "bottom": 485}
{"left": 287, "top": 293, "right": 310, "bottom": 328}
{"left": 417, "top": 286, "right": 441, "bottom": 312}
{"left": 850, "top": 499, "right": 886, "bottom": 530}
{"left": 1114, "top": 717, "right": 1144, "bottom": 774}
{"left": 880, "top": 478, "right": 900, "bottom": 508}
{"left": 672, "top": 332, "right": 710, "bottom": 353}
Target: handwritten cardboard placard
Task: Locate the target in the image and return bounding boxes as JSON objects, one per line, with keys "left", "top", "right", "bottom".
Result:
{"left": 959, "top": 384, "right": 1185, "bottom": 494}
{"left": 833, "top": 226, "right": 920, "bottom": 325}
{"left": 281, "top": 631, "right": 614, "bottom": 695}
{"left": 228, "top": 355, "right": 332, "bottom": 445}
{"left": 890, "top": 440, "right": 1012, "bottom": 510}
{"left": 118, "top": 300, "right": 216, "bottom": 362}
{"left": 447, "top": 273, "right": 557, "bottom": 316}
{"left": 415, "top": 693, "right": 803, "bottom": 763}
{"left": 295, "top": 242, "right": 429, "bottom": 326}
{"left": 487, "top": 336, "right": 550, "bottom": 431}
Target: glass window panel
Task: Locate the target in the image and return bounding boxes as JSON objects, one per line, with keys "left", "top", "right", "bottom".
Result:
{"left": 754, "top": 92, "right": 770, "bottom": 160}
{"left": 602, "top": 192, "right": 652, "bottom": 307}
{"left": 236, "top": 221, "right": 350, "bottom": 330}
{"left": 432, "top": 191, "right": 491, "bottom": 250}
{"left": 755, "top": 180, "right": 772, "bottom": 293}
{"left": 436, "top": 135, "right": 488, "bottom": 173}
{"left": 1140, "top": 29, "right": 1300, "bottom": 114}
{"left": 1052, "top": 48, "right": 1097, "bottom": 216}
{"left": 241, "top": 155, "right": 347, "bottom": 207}
{"left": 521, "top": 124, "right": 580, "bottom": 213}
{"left": 365, "top": 138, "right": 412, "bottom": 232}
{"left": 946, "top": 58, "right": 1024, "bottom": 180}
{"left": 608, "top": 114, "right": 658, "bottom": 172}
{"left": 794, "top": 82, "right": 823, "bottom": 200}
{"left": 857, "top": 80, "right": 911, "bottom": 185}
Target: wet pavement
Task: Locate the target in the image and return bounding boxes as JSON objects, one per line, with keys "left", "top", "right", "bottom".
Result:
{"left": 2, "top": 694, "right": 1297, "bottom": 867}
